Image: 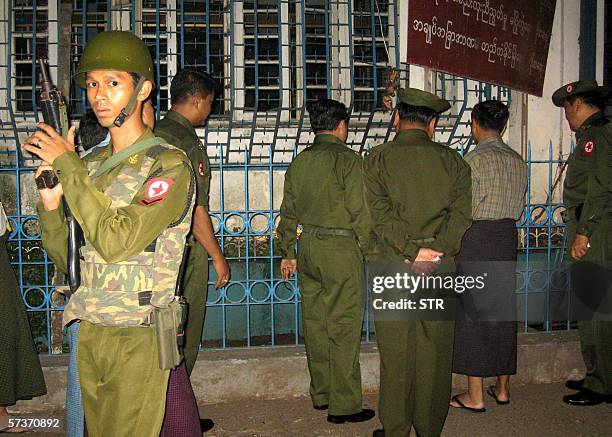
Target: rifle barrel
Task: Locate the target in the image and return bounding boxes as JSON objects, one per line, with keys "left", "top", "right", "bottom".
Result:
{"left": 37, "top": 59, "right": 53, "bottom": 92}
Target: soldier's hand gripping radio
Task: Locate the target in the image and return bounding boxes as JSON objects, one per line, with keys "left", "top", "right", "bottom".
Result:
{"left": 35, "top": 59, "right": 83, "bottom": 295}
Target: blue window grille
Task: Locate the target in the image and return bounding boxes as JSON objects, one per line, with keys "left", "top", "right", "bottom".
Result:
{"left": 0, "top": 0, "right": 571, "bottom": 355}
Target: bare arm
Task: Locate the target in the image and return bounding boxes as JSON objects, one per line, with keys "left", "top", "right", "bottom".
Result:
{"left": 192, "top": 205, "right": 230, "bottom": 288}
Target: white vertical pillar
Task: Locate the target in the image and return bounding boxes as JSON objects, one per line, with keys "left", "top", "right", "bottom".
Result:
{"left": 167, "top": 0, "right": 178, "bottom": 79}
{"left": 336, "top": 0, "right": 351, "bottom": 105}
{"left": 596, "top": 0, "right": 604, "bottom": 84}
{"left": 0, "top": 0, "right": 10, "bottom": 124}
{"left": 231, "top": 1, "right": 244, "bottom": 119}
{"left": 47, "top": 0, "right": 59, "bottom": 83}
{"left": 111, "top": 0, "right": 131, "bottom": 32}
{"left": 280, "top": 0, "right": 290, "bottom": 120}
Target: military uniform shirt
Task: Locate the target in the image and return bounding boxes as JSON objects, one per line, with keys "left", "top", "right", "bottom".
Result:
{"left": 364, "top": 129, "right": 472, "bottom": 261}
{"left": 563, "top": 111, "right": 611, "bottom": 238}
{"left": 465, "top": 136, "right": 527, "bottom": 221}
{"left": 276, "top": 134, "right": 370, "bottom": 259}
{"left": 37, "top": 128, "right": 192, "bottom": 272}
{"left": 155, "top": 109, "right": 211, "bottom": 208}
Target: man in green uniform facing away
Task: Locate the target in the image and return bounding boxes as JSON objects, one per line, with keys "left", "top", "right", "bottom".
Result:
{"left": 23, "top": 31, "right": 195, "bottom": 437}
{"left": 364, "top": 88, "right": 472, "bottom": 437}
{"left": 277, "top": 99, "right": 375, "bottom": 424}
{"left": 552, "top": 80, "right": 612, "bottom": 406}
{"left": 155, "top": 69, "right": 230, "bottom": 375}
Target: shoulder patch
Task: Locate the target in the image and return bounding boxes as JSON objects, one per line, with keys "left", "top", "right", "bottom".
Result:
{"left": 141, "top": 177, "right": 173, "bottom": 205}
{"left": 581, "top": 139, "right": 596, "bottom": 157}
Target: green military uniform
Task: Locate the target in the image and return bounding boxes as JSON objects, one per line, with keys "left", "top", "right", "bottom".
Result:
{"left": 277, "top": 134, "right": 370, "bottom": 415}
{"left": 364, "top": 88, "right": 472, "bottom": 437}
{"left": 155, "top": 109, "right": 212, "bottom": 374}
{"left": 38, "top": 129, "right": 195, "bottom": 437}
{"left": 554, "top": 81, "right": 612, "bottom": 396}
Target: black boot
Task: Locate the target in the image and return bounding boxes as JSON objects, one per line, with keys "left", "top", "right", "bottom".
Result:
{"left": 563, "top": 389, "right": 612, "bottom": 406}
{"left": 327, "top": 408, "right": 375, "bottom": 424}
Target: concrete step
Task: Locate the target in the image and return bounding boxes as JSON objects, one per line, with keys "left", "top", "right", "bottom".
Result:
{"left": 20, "top": 331, "right": 585, "bottom": 412}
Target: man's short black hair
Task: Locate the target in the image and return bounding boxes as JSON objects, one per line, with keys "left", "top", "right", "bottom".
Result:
{"left": 170, "top": 68, "right": 219, "bottom": 104}
{"left": 77, "top": 109, "right": 108, "bottom": 150}
{"left": 471, "top": 100, "right": 510, "bottom": 133}
{"left": 395, "top": 102, "right": 438, "bottom": 125}
{"left": 305, "top": 98, "right": 349, "bottom": 133}
{"left": 129, "top": 72, "right": 141, "bottom": 87}
{"left": 566, "top": 91, "right": 606, "bottom": 111}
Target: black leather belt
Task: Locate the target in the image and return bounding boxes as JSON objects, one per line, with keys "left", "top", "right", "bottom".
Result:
{"left": 301, "top": 224, "right": 354, "bottom": 238}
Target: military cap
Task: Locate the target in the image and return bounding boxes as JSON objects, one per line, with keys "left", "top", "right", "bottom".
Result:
{"left": 552, "top": 80, "right": 612, "bottom": 107}
{"left": 396, "top": 87, "right": 451, "bottom": 113}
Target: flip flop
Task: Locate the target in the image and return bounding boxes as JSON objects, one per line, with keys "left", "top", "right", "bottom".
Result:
{"left": 487, "top": 385, "right": 510, "bottom": 405}
{"left": 450, "top": 395, "right": 486, "bottom": 413}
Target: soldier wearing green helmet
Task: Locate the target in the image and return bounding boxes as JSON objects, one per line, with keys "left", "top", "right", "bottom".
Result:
{"left": 23, "top": 31, "right": 195, "bottom": 437}
{"left": 74, "top": 30, "right": 156, "bottom": 128}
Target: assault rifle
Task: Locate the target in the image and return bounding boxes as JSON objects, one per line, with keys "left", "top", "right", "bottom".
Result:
{"left": 35, "top": 59, "right": 83, "bottom": 295}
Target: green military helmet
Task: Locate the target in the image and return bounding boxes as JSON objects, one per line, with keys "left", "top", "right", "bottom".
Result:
{"left": 552, "top": 80, "right": 612, "bottom": 107}
{"left": 74, "top": 31, "right": 155, "bottom": 89}
{"left": 396, "top": 87, "right": 451, "bottom": 113}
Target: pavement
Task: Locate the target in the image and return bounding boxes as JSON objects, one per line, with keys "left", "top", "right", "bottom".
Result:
{"left": 11, "top": 382, "right": 612, "bottom": 437}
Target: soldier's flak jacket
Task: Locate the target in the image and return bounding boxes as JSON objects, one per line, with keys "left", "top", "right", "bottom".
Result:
{"left": 37, "top": 129, "right": 195, "bottom": 327}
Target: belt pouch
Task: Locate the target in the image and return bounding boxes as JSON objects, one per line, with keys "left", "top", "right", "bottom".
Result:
{"left": 152, "top": 299, "right": 182, "bottom": 370}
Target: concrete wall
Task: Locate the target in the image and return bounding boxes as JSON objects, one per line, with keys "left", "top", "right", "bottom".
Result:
{"left": 14, "top": 331, "right": 585, "bottom": 413}
{"left": 399, "top": 1, "right": 604, "bottom": 205}
{"left": 523, "top": 0, "right": 581, "bottom": 204}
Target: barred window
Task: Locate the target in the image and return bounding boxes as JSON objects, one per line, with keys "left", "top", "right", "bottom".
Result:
{"left": 11, "top": 0, "right": 49, "bottom": 112}
{"left": 5, "top": 0, "right": 399, "bottom": 122}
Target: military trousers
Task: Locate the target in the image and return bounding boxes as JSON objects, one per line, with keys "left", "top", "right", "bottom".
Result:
{"left": 568, "top": 219, "right": 612, "bottom": 395}
{"left": 375, "top": 319, "right": 454, "bottom": 437}
{"left": 579, "top": 321, "right": 612, "bottom": 394}
{"left": 297, "top": 234, "right": 365, "bottom": 415}
{"left": 182, "top": 242, "right": 209, "bottom": 375}
{"left": 77, "top": 321, "right": 169, "bottom": 437}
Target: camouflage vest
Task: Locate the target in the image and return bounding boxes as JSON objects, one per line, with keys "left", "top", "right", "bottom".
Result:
{"left": 63, "top": 144, "right": 194, "bottom": 327}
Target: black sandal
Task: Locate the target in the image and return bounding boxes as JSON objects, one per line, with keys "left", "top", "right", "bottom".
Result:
{"left": 487, "top": 385, "right": 510, "bottom": 405}
{"left": 450, "top": 395, "right": 486, "bottom": 413}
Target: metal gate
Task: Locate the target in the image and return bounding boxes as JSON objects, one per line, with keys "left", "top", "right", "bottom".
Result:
{"left": 0, "top": 1, "right": 567, "bottom": 355}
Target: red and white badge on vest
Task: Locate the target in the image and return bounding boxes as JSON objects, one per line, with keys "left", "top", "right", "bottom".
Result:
{"left": 141, "top": 178, "right": 173, "bottom": 205}
{"left": 198, "top": 161, "right": 206, "bottom": 176}
{"left": 582, "top": 139, "right": 595, "bottom": 157}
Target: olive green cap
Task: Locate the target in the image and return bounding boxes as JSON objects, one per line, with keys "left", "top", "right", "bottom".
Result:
{"left": 74, "top": 31, "right": 155, "bottom": 89}
{"left": 552, "top": 80, "right": 612, "bottom": 107}
{"left": 396, "top": 87, "right": 451, "bottom": 113}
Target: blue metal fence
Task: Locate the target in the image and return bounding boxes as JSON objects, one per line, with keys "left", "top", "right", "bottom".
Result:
{"left": 0, "top": 0, "right": 570, "bottom": 355}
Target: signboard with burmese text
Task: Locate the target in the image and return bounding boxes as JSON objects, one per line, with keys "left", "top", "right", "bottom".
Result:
{"left": 407, "top": 0, "right": 556, "bottom": 96}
